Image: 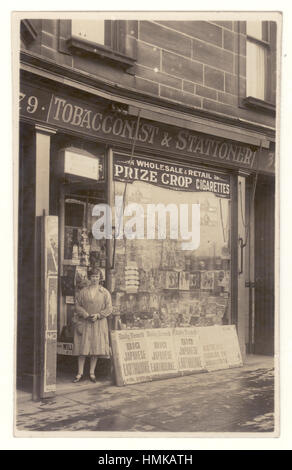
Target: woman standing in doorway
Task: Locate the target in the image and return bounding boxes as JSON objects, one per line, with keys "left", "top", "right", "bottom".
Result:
{"left": 73, "top": 267, "right": 112, "bottom": 383}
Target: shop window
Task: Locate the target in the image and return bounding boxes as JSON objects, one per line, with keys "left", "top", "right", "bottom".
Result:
{"left": 244, "top": 21, "right": 276, "bottom": 112}
{"left": 111, "top": 154, "right": 232, "bottom": 331}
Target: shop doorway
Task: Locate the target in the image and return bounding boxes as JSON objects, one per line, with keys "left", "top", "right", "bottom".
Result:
{"left": 57, "top": 183, "right": 112, "bottom": 387}
{"left": 254, "top": 176, "right": 275, "bottom": 355}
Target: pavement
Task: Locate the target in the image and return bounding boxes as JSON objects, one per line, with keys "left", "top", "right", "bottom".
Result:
{"left": 15, "top": 355, "right": 276, "bottom": 436}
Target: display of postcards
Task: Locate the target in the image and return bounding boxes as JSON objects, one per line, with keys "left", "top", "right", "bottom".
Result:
{"left": 138, "top": 269, "right": 147, "bottom": 291}
{"left": 179, "top": 271, "right": 190, "bottom": 290}
{"left": 114, "top": 253, "right": 126, "bottom": 270}
{"left": 64, "top": 226, "right": 74, "bottom": 260}
{"left": 200, "top": 271, "right": 215, "bottom": 290}
{"left": 206, "top": 257, "right": 215, "bottom": 270}
{"left": 165, "top": 271, "right": 179, "bottom": 289}
{"left": 212, "top": 270, "right": 224, "bottom": 295}
{"left": 221, "top": 270, "right": 230, "bottom": 292}
{"left": 139, "top": 310, "right": 153, "bottom": 320}
{"left": 214, "top": 303, "right": 226, "bottom": 325}
{"left": 174, "top": 250, "right": 185, "bottom": 271}
{"left": 205, "top": 298, "right": 217, "bottom": 316}
{"left": 189, "top": 272, "right": 201, "bottom": 290}
{"left": 121, "top": 294, "right": 137, "bottom": 315}
{"left": 190, "top": 254, "right": 199, "bottom": 271}
{"left": 137, "top": 293, "right": 150, "bottom": 313}
{"left": 189, "top": 299, "right": 202, "bottom": 317}
{"left": 168, "top": 300, "right": 178, "bottom": 315}
{"left": 112, "top": 291, "right": 125, "bottom": 308}
{"left": 153, "top": 270, "right": 165, "bottom": 290}
{"left": 179, "top": 302, "right": 192, "bottom": 324}
{"left": 90, "top": 251, "right": 100, "bottom": 267}
{"left": 198, "top": 257, "right": 208, "bottom": 270}
{"left": 149, "top": 293, "right": 160, "bottom": 311}
{"left": 190, "top": 316, "right": 200, "bottom": 326}
{"left": 214, "top": 256, "right": 223, "bottom": 270}
{"left": 61, "top": 265, "right": 75, "bottom": 295}
{"left": 113, "top": 268, "right": 125, "bottom": 291}
{"left": 152, "top": 311, "right": 162, "bottom": 328}
{"left": 74, "top": 266, "right": 88, "bottom": 290}
{"left": 161, "top": 240, "right": 176, "bottom": 269}
{"left": 184, "top": 255, "right": 191, "bottom": 271}
{"left": 61, "top": 275, "right": 75, "bottom": 296}
{"left": 147, "top": 270, "right": 156, "bottom": 291}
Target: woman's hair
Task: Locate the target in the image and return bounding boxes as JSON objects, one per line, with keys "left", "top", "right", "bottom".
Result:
{"left": 89, "top": 267, "right": 104, "bottom": 281}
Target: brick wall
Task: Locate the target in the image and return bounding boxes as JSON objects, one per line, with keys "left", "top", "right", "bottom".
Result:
{"left": 21, "top": 19, "right": 276, "bottom": 127}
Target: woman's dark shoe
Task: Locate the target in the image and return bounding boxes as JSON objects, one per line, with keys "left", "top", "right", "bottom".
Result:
{"left": 89, "top": 374, "right": 97, "bottom": 383}
{"left": 73, "top": 374, "right": 83, "bottom": 383}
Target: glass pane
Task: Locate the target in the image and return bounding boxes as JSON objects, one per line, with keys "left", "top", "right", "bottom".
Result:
{"left": 247, "top": 40, "right": 266, "bottom": 100}
{"left": 246, "top": 21, "right": 263, "bottom": 40}
{"left": 72, "top": 20, "right": 105, "bottom": 45}
{"left": 111, "top": 174, "right": 231, "bottom": 330}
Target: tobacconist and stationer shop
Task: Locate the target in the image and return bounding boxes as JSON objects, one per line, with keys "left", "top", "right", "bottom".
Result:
{"left": 18, "top": 69, "right": 275, "bottom": 399}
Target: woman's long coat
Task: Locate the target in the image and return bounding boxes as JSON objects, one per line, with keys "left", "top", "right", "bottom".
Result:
{"left": 73, "top": 284, "right": 112, "bottom": 357}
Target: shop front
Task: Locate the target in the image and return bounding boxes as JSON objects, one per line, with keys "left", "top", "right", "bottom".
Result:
{"left": 18, "top": 76, "right": 275, "bottom": 398}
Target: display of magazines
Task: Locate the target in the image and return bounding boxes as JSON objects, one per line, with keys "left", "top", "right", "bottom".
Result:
{"left": 111, "top": 179, "right": 231, "bottom": 330}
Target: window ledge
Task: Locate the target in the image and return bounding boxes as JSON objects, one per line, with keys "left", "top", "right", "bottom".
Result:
{"left": 66, "top": 37, "right": 136, "bottom": 74}
{"left": 243, "top": 96, "right": 276, "bottom": 114}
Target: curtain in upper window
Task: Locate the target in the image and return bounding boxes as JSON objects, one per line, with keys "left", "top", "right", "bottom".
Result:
{"left": 71, "top": 20, "right": 105, "bottom": 45}
{"left": 246, "top": 39, "right": 267, "bottom": 100}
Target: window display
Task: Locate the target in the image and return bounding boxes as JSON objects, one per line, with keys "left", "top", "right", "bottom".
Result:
{"left": 111, "top": 154, "right": 231, "bottom": 330}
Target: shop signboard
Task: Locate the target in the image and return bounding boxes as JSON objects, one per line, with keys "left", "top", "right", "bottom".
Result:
{"left": 111, "top": 325, "right": 242, "bottom": 386}
{"left": 64, "top": 149, "right": 100, "bottom": 180}
{"left": 19, "top": 82, "right": 275, "bottom": 175}
{"left": 113, "top": 154, "right": 231, "bottom": 198}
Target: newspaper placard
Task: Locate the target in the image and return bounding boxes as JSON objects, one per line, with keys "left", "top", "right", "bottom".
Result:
{"left": 111, "top": 330, "right": 152, "bottom": 385}
{"left": 146, "top": 328, "right": 178, "bottom": 378}
{"left": 198, "top": 325, "right": 243, "bottom": 371}
{"left": 217, "top": 325, "right": 243, "bottom": 368}
{"left": 173, "top": 327, "right": 204, "bottom": 373}
{"left": 111, "top": 325, "right": 242, "bottom": 386}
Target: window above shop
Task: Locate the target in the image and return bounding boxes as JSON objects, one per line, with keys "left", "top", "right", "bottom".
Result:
{"left": 243, "top": 21, "right": 276, "bottom": 113}
{"left": 64, "top": 19, "right": 136, "bottom": 73}
{"left": 72, "top": 19, "right": 106, "bottom": 45}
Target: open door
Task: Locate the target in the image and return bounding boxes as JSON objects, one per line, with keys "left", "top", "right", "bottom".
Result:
{"left": 56, "top": 183, "right": 111, "bottom": 383}
{"left": 40, "top": 215, "right": 58, "bottom": 398}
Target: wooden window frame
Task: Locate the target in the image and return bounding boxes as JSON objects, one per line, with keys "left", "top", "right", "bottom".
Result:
{"left": 60, "top": 19, "right": 136, "bottom": 74}
{"left": 242, "top": 21, "right": 276, "bottom": 114}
